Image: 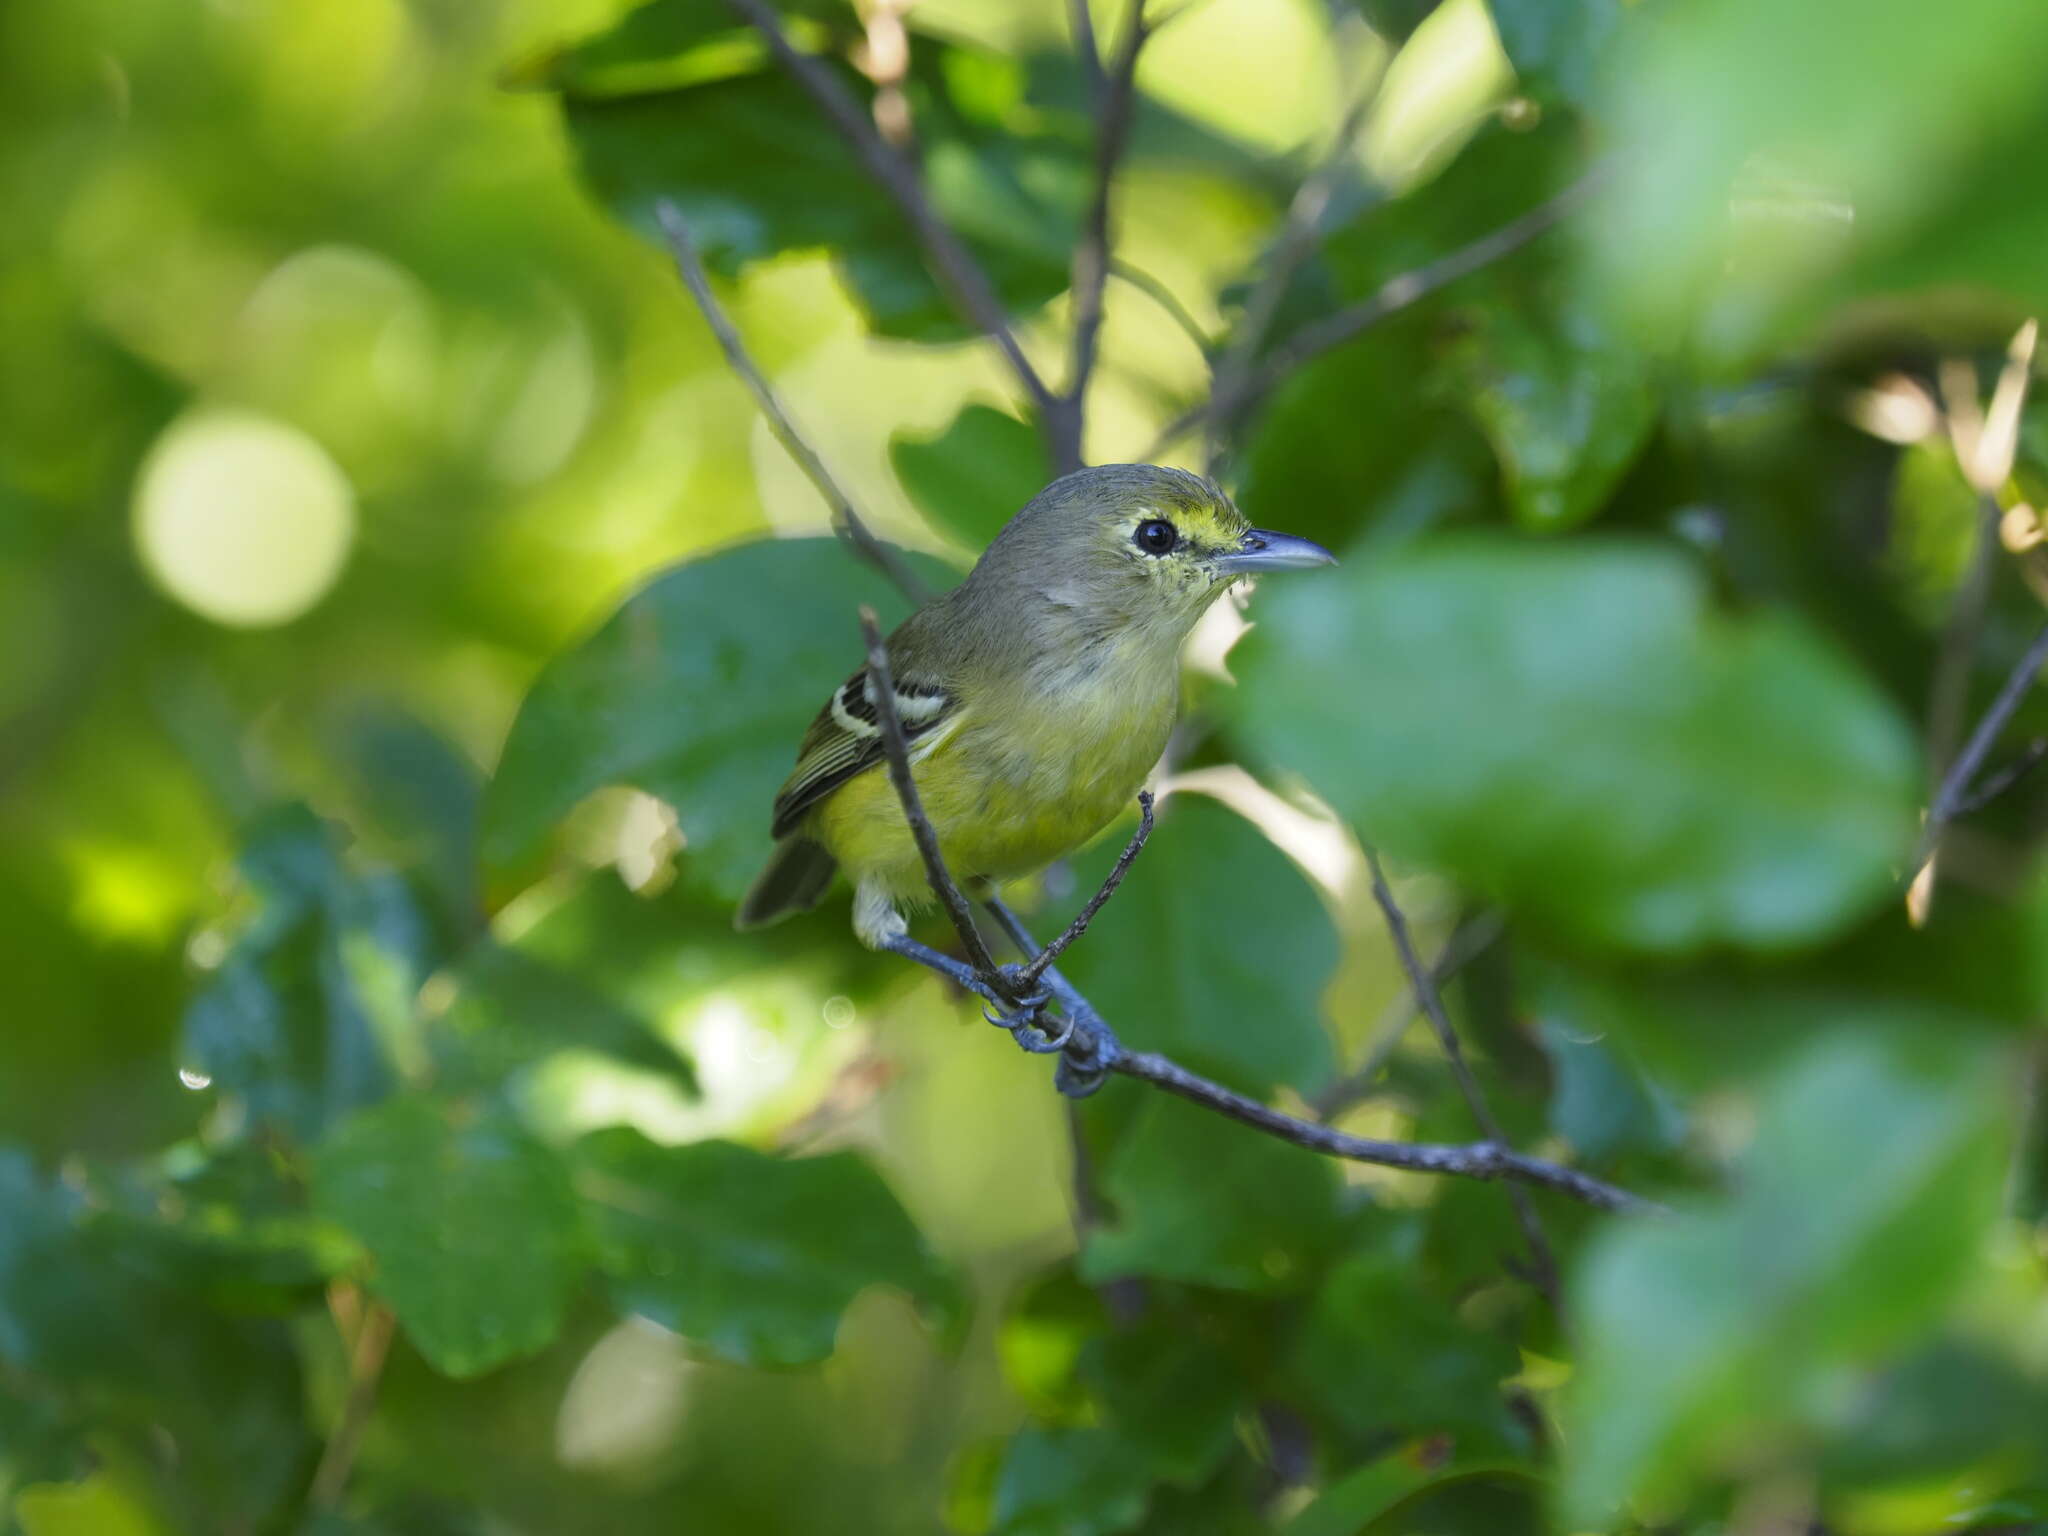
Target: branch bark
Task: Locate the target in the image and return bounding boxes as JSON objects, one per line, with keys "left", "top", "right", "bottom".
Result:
{"left": 654, "top": 200, "right": 931, "bottom": 602}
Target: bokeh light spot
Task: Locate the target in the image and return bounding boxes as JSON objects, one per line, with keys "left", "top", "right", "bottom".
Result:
{"left": 133, "top": 408, "right": 355, "bottom": 627}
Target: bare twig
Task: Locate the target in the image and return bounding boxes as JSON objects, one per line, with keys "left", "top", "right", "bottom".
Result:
{"left": 1205, "top": 68, "right": 1379, "bottom": 471}
{"left": 858, "top": 606, "right": 1006, "bottom": 983}
{"left": 1914, "top": 618, "right": 2048, "bottom": 878}
{"left": 722, "top": 0, "right": 1061, "bottom": 431}
{"left": 1311, "top": 910, "right": 1503, "bottom": 1122}
{"left": 310, "top": 1298, "right": 396, "bottom": 1509}
{"left": 1365, "top": 850, "right": 1563, "bottom": 1308}
{"left": 1020, "top": 791, "right": 1155, "bottom": 986}
{"left": 1148, "top": 168, "right": 1607, "bottom": 458}
{"left": 1060, "top": 0, "right": 1153, "bottom": 471}
{"left": 654, "top": 201, "right": 931, "bottom": 602}
{"left": 1115, "top": 1045, "right": 1657, "bottom": 1212}
{"left": 1951, "top": 736, "right": 2048, "bottom": 817}
{"left": 1068, "top": 0, "right": 1105, "bottom": 113}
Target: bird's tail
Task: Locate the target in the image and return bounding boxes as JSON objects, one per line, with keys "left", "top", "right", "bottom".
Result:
{"left": 734, "top": 836, "right": 838, "bottom": 930}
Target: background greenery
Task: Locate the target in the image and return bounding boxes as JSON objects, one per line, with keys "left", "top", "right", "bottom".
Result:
{"left": 5, "top": 0, "right": 2048, "bottom": 1531}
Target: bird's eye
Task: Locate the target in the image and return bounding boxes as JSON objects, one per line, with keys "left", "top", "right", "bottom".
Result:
{"left": 1134, "top": 518, "right": 1179, "bottom": 555}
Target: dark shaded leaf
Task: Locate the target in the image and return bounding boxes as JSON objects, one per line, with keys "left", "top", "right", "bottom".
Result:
{"left": 1082, "top": 1096, "right": 1340, "bottom": 1293}
{"left": 575, "top": 1128, "right": 957, "bottom": 1366}
{"left": 180, "top": 806, "right": 431, "bottom": 1140}
{"left": 1488, "top": 0, "right": 1624, "bottom": 109}
{"left": 992, "top": 1428, "right": 1154, "bottom": 1536}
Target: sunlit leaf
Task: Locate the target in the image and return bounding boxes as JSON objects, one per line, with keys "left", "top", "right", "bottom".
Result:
{"left": 485, "top": 539, "right": 948, "bottom": 899}
{"left": 1234, "top": 537, "right": 1919, "bottom": 952}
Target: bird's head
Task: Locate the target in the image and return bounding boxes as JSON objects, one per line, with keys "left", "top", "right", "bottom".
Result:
{"left": 978, "top": 463, "right": 1335, "bottom": 640}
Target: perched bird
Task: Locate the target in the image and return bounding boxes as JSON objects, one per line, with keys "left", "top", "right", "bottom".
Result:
{"left": 736, "top": 463, "right": 1334, "bottom": 950}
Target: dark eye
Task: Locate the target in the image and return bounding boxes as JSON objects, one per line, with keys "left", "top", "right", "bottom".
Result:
{"left": 1134, "top": 518, "right": 1178, "bottom": 555}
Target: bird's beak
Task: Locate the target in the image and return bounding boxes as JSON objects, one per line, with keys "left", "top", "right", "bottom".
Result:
{"left": 1213, "top": 527, "right": 1338, "bottom": 575}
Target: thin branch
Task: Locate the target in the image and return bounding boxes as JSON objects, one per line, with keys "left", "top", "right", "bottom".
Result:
{"left": 1060, "top": 0, "right": 1153, "bottom": 471}
{"left": 858, "top": 607, "right": 1004, "bottom": 981}
{"left": 1926, "top": 494, "right": 2004, "bottom": 787}
{"left": 1110, "top": 258, "right": 1216, "bottom": 360}
{"left": 1148, "top": 168, "right": 1607, "bottom": 458}
{"left": 1951, "top": 736, "right": 2048, "bottom": 817}
{"left": 1205, "top": 67, "right": 1379, "bottom": 472}
{"left": 1020, "top": 791, "right": 1154, "bottom": 986}
{"left": 1115, "top": 1046, "right": 1657, "bottom": 1212}
{"left": 1311, "top": 910, "right": 1503, "bottom": 1122}
{"left": 721, "top": 0, "right": 1062, "bottom": 431}
{"left": 1068, "top": 0, "right": 1105, "bottom": 109}
{"left": 309, "top": 1298, "right": 396, "bottom": 1509}
{"left": 1914, "top": 617, "right": 2048, "bottom": 876}
{"left": 654, "top": 201, "right": 930, "bottom": 603}
{"left": 1366, "top": 850, "right": 1562, "bottom": 1308}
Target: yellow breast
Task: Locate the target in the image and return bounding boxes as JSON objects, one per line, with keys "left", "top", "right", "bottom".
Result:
{"left": 814, "top": 659, "right": 1176, "bottom": 901}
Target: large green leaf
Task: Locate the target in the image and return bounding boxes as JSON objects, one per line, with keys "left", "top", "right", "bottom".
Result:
{"left": 1081, "top": 1096, "right": 1341, "bottom": 1293}
{"left": 484, "top": 538, "right": 947, "bottom": 899}
{"left": 1059, "top": 793, "right": 1337, "bottom": 1098}
{"left": 538, "top": 10, "right": 1083, "bottom": 341}
{"left": 311, "top": 1098, "right": 588, "bottom": 1378}
{"left": 574, "top": 1128, "right": 957, "bottom": 1366}
{"left": 890, "top": 402, "right": 1044, "bottom": 550}
{"left": 1558, "top": 1033, "right": 2009, "bottom": 1526}
{"left": 1487, "top": 0, "right": 1624, "bottom": 109}
{"left": 1233, "top": 537, "right": 1918, "bottom": 952}
{"left": 1589, "top": 0, "right": 2048, "bottom": 349}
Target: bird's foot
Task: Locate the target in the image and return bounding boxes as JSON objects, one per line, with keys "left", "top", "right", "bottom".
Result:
{"left": 983, "top": 967, "right": 1070, "bottom": 1054}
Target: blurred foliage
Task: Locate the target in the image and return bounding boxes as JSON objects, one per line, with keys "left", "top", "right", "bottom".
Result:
{"left": 5, "top": 0, "right": 2048, "bottom": 1532}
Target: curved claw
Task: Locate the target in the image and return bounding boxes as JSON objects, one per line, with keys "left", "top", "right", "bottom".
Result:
{"left": 982, "top": 1003, "right": 1074, "bottom": 1055}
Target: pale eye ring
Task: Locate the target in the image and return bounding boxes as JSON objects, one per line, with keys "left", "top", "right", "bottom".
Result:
{"left": 1134, "top": 518, "right": 1178, "bottom": 555}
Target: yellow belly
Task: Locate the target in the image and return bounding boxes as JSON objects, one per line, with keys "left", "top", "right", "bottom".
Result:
{"left": 814, "top": 687, "right": 1173, "bottom": 901}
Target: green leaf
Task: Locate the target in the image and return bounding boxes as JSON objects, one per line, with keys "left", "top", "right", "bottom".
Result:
{"left": 1558, "top": 1033, "right": 2010, "bottom": 1526}
{"left": 311, "top": 1098, "right": 587, "bottom": 1378}
{"left": 1287, "top": 1459, "right": 1541, "bottom": 1536}
{"left": 1289, "top": 1223, "right": 1523, "bottom": 1452}
{"left": 484, "top": 538, "right": 947, "bottom": 898}
{"left": 890, "top": 403, "right": 1045, "bottom": 550}
{"left": 991, "top": 1428, "right": 1155, "bottom": 1536}
{"left": 0, "top": 1154, "right": 311, "bottom": 1530}
{"left": 1487, "top": 0, "right": 1623, "bottom": 109}
{"left": 1442, "top": 288, "right": 1657, "bottom": 530}
{"left": 1059, "top": 793, "right": 1337, "bottom": 1097}
{"left": 432, "top": 941, "right": 699, "bottom": 1094}
{"left": 575, "top": 1128, "right": 957, "bottom": 1366}
{"left": 180, "top": 806, "right": 433, "bottom": 1138}
{"left": 1591, "top": 0, "right": 2048, "bottom": 349}
{"left": 1085, "top": 1318, "right": 1245, "bottom": 1488}
{"left": 1233, "top": 537, "right": 1919, "bottom": 953}
{"left": 1082, "top": 1096, "right": 1340, "bottom": 1293}
{"left": 543, "top": 17, "right": 1082, "bottom": 340}
{"left": 1537, "top": 1019, "right": 1682, "bottom": 1164}
{"left": 14, "top": 1471, "right": 161, "bottom": 1536}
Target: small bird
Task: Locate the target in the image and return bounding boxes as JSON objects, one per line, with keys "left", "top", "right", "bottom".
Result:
{"left": 736, "top": 464, "right": 1335, "bottom": 950}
